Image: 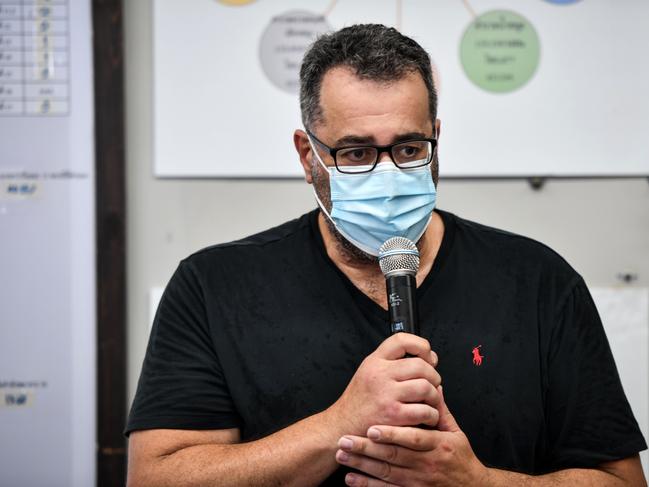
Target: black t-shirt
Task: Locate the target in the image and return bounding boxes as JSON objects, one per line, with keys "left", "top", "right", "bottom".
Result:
{"left": 126, "top": 209, "right": 646, "bottom": 481}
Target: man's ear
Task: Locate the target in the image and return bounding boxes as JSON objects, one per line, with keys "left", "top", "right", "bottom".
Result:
{"left": 435, "top": 118, "right": 441, "bottom": 139}
{"left": 294, "top": 129, "right": 314, "bottom": 184}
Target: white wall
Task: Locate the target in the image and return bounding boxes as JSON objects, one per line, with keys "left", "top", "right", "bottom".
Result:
{"left": 124, "top": 0, "right": 649, "bottom": 444}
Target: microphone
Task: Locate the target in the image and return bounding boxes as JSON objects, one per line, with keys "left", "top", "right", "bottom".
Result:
{"left": 379, "top": 237, "right": 433, "bottom": 431}
{"left": 378, "top": 237, "right": 420, "bottom": 336}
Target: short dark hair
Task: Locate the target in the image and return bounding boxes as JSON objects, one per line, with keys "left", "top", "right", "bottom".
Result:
{"left": 299, "top": 24, "right": 437, "bottom": 129}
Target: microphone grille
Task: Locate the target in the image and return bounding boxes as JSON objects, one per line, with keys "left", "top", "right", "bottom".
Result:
{"left": 378, "top": 237, "right": 420, "bottom": 277}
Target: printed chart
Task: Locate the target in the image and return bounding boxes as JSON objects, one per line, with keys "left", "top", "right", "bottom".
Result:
{"left": 0, "top": 0, "right": 70, "bottom": 116}
{"left": 0, "top": 0, "right": 95, "bottom": 485}
{"left": 153, "top": 0, "right": 649, "bottom": 177}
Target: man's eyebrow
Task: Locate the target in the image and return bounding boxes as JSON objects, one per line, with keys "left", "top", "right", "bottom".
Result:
{"left": 393, "top": 132, "right": 429, "bottom": 143}
{"left": 334, "top": 135, "right": 375, "bottom": 146}
{"left": 333, "top": 132, "right": 430, "bottom": 147}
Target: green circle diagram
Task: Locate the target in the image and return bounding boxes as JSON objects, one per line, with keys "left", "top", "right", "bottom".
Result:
{"left": 460, "top": 10, "right": 540, "bottom": 93}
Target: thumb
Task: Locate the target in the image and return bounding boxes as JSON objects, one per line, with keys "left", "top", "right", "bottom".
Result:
{"left": 436, "top": 385, "right": 459, "bottom": 432}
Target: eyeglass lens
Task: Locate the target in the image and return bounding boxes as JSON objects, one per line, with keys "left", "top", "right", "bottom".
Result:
{"left": 336, "top": 141, "right": 432, "bottom": 173}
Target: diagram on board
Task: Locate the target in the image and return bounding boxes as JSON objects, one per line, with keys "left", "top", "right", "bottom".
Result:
{"left": 215, "top": 0, "right": 577, "bottom": 95}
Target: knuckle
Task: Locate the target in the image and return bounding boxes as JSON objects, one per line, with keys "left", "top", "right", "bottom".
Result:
{"left": 429, "top": 408, "right": 440, "bottom": 426}
{"left": 414, "top": 357, "right": 428, "bottom": 370}
{"left": 421, "top": 406, "right": 436, "bottom": 424}
{"left": 406, "top": 406, "right": 423, "bottom": 423}
{"left": 385, "top": 401, "right": 401, "bottom": 423}
{"left": 439, "top": 440, "right": 453, "bottom": 454}
{"left": 378, "top": 426, "right": 393, "bottom": 442}
{"left": 428, "top": 406, "right": 438, "bottom": 421}
{"left": 356, "top": 438, "right": 367, "bottom": 453}
{"left": 420, "top": 336, "right": 431, "bottom": 350}
{"left": 350, "top": 474, "right": 368, "bottom": 487}
{"left": 377, "top": 393, "right": 389, "bottom": 408}
{"left": 363, "top": 355, "right": 379, "bottom": 370}
{"left": 378, "top": 461, "right": 393, "bottom": 481}
{"left": 367, "top": 371, "right": 380, "bottom": 388}
{"left": 416, "top": 379, "right": 432, "bottom": 397}
{"left": 431, "top": 350, "right": 439, "bottom": 366}
{"left": 385, "top": 444, "right": 399, "bottom": 462}
{"left": 428, "top": 385, "right": 439, "bottom": 403}
{"left": 414, "top": 358, "right": 433, "bottom": 379}
{"left": 412, "top": 431, "right": 424, "bottom": 448}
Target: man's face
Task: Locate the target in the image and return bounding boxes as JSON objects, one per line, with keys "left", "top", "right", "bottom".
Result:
{"left": 298, "top": 66, "right": 439, "bottom": 261}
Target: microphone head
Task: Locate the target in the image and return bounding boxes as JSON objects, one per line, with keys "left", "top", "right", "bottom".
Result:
{"left": 378, "top": 237, "right": 420, "bottom": 277}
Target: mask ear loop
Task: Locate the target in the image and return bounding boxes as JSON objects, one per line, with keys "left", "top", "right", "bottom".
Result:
{"left": 306, "top": 133, "right": 336, "bottom": 222}
{"left": 306, "top": 133, "right": 330, "bottom": 173}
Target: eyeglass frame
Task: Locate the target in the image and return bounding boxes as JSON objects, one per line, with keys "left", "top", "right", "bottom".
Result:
{"left": 306, "top": 129, "right": 437, "bottom": 174}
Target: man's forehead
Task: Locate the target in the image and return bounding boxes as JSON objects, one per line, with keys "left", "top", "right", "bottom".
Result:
{"left": 317, "top": 67, "right": 432, "bottom": 141}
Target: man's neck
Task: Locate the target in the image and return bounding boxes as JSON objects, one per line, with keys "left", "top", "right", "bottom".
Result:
{"left": 317, "top": 211, "right": 445, "bottom": 308}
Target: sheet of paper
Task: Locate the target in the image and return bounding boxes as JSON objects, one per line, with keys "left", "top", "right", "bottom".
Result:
{"left": 0, "top": 0, "right": 95, "bottom": 485}
{"left": 591, "top": 287, "right": 649, "bottom": 477}
{"left": 149, "top": 286, "right": 165, "bottom": 331}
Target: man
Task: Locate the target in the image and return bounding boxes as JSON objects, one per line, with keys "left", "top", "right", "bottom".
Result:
{"left": 126, "top": 24, "right": 647, "bottom": 486}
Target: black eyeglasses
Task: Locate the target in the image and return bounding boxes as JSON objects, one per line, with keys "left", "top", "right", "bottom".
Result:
{"left": 307, "top": 129, "right": 436, "bottom": 174}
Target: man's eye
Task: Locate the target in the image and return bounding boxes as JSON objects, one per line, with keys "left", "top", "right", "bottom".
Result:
{"left": 396, "top": 144, "right": 423, "bottom": 159}
{"left": 339, "top": 148, "right": 374, "bottom": 164}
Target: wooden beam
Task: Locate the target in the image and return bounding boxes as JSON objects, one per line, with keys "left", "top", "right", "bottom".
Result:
{"left": 93, "top": 0, "right": 127, "bottom": 485}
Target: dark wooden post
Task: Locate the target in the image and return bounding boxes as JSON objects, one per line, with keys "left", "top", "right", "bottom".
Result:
{"left": 93, "top": 0, "right": 127, "bottom": 485}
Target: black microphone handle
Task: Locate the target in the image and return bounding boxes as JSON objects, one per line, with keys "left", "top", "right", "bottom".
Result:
{"left": 386, "top": 272, "right": 433, "bottom": 430}
{"left": 386, "top": 273, "right": 419, "bottom": 336}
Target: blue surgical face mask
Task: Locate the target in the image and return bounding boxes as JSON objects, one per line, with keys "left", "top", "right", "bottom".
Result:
{"left": 308, "top": 134, "right": 437, "bottom": 257}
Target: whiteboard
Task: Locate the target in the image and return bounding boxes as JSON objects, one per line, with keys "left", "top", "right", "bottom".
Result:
{"left": 153, "top": 0, "right": 649, "bottom": 178}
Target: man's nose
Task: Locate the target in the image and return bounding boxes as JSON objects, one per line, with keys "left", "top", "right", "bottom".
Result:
{"left": 377, "top": 148, "right": 394, "bottom": 164}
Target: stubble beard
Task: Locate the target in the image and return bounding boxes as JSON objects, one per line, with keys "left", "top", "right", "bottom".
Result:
{"left": 311, "top": 163, "right": 378, "bottom": 265}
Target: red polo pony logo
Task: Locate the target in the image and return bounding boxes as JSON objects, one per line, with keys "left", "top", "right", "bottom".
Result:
{"left": 472, "top": 345, "right": 484, "bottom": 366}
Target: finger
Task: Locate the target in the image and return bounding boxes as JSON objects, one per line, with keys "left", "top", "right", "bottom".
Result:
{"left": 392, "top": 357, "right": 441, "bottom": 387}
{"left": 396, "top": 378, "right": 440, "bottom": 407}
{"left": 366, "top": 424, "right": 443, "bottom": 451}
{"left": 336, "top": 449, "right": 405, "bottom": 485}
{"left": 344, "top": 472, "right": 401, "bottom": 487}
{"left": 395, "top": 402, "right": 439, "bottom": 427}
{"left": 430, "top": 350, "right": 439, "bottom": 368}
{"left": 436, "top": 385, "right": 459, "bottom": 432}
{"left": 376, "top": 333, "right": 431, "bottom": 361}
{"left": 338, "top": 435, "right": 411, "bottom": 467}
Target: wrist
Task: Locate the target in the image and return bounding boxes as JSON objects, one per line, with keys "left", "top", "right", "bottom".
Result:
{"left": 312, "top": 405, "right": 352, "bottom": 447}
{"left": 473, "top": 462, "right": 496, "bottom": 487}
{"left": 479, "top": 466, "right": 531, "bottom": 487}
{"left": 322, "top": 399, "right": 361, "bottom": 436}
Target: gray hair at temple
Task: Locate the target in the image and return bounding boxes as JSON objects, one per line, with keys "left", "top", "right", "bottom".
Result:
{"left": 299, "top": 24, "right": 438, "bottom": 130}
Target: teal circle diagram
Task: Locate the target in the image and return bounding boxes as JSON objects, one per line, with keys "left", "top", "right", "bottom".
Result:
{"left": 460, "top": 10, "right": 540, "bottom": 93}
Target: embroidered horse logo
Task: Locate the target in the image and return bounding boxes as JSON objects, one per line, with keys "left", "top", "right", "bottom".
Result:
{"left": 472, "top": 345, "right": 484, "bottom": 366}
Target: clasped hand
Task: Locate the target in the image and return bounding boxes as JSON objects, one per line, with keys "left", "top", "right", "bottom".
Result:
{"left": 330, "top": 333, "right": 487, "bottom": 486}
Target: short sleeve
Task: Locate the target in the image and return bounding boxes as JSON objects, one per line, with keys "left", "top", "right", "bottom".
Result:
{"left": 125, "top": 260, "right": 241, "bottom": 436}
{"left": 543, "top": 278, "right": 647, "bottom": 470}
